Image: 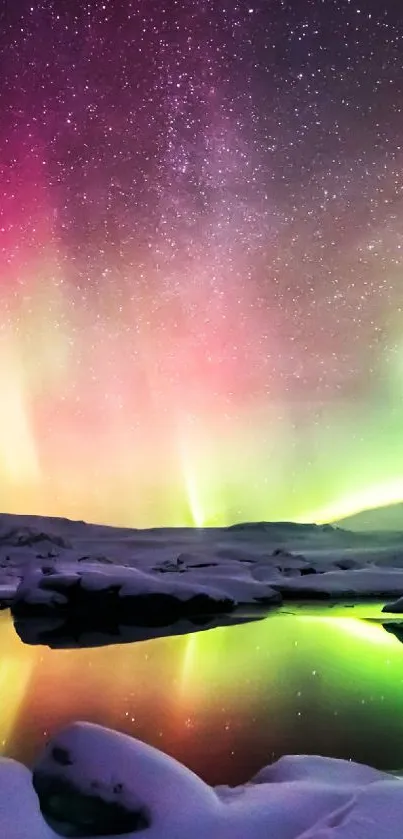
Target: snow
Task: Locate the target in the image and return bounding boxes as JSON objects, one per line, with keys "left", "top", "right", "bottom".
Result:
{"left": 298, "top": 782, "right": 403, "bottom": 838}
{"left": 0, "top": 512, "right": 402, "bottom": 625}
{"left": 272, "top": 566, "right": 403, "bottom": 597}
{"left": 0, "top": 758, "right": 55, "bottom": 839}
{"left": 1, "top": 721, "right": 403, "bottom": 838}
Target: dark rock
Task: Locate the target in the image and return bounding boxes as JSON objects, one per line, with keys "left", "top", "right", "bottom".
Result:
{"left": 33, "top": 770, "right": 150, "bottom": 837}
{"left": 188, "top": 563, "right": 217, "bottom": 569}
{"left": 382, "top": 623, "right": 403, "bottom": 644}
{"left": 382, "top": 597, "right": 403, "bottom": 614}
{"left": 77, "top": 555, "right": 113, "bottom": 564}
{"left": 52, "top": 747, "right": 73, "bottom": 767}
{"left": 335, "top": 559, "right": 360, "bottom": 570}
{"left": 13, "top": 610, "right": 266, "bottom": 649}
{"left": 11, "top": 573, "right": 235, "bottom": 625}
{"left": 0, "top": 526, "right": 70, "bottom": 549}
{"left": 153, "top": 556, "right": 187, "bottom": 572}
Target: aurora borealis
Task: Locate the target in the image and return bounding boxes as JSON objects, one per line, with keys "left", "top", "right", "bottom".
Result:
{"left": 3, "top": 609, "right": 403, "bottom": 784}
{"left": 2, "top": 1, "right": 403, "bottom": 526}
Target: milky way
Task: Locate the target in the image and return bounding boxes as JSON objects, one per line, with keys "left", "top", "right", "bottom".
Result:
{"left": 1, "top": 0, "right": 403, "bottom": 526}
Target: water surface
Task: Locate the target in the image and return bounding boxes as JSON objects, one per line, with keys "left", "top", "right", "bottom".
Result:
{"left": 1, "top": 605, "right": 403, "bottom": 785}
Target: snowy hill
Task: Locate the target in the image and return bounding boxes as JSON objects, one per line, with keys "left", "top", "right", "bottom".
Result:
{"left": 337, "top": 503, "right": 403, "bottom": 532}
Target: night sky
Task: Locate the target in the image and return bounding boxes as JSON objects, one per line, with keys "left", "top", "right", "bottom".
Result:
{"left": 1, "top": 0, "right": 403, "bottom": 526}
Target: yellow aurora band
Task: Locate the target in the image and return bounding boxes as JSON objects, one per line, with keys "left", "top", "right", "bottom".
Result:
{"left": 0, "top": 614, "right": 40, "bottom": 749}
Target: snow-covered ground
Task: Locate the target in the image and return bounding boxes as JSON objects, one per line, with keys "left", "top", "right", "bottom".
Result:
{"left": 1, "top": 512, "right": 403, "bottom": 629}
{"left": 2, "top": 720, "right": 403, "bottom": 838}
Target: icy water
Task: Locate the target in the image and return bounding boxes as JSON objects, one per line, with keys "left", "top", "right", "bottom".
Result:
{"left": 1, "top": 605, "right": 403, "bottom": 785}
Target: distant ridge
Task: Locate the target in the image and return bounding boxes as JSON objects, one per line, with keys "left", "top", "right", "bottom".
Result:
{"left": 0, "top": 508, "right": 402, "bottom": 536}
{"left": 228, "top": 521, "right": 336, "bottom": 532}
{"left": 337, "top": 503, "right": 403, "bottom": 532}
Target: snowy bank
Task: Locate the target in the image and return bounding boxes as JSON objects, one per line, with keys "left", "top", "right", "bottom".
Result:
{"left": 2, "top": 721, "right": 403, "bottom": 838}
{"left": 1, "top": 513, "right": 403, "bottom": 629}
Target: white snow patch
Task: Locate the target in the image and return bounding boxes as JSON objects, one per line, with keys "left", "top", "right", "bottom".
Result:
{"left": 2, "top": 722, "right": 403, "bottom": 839}
{"left": 2, "top": 513, "right": 403, "bottom": 619}
{"left": 0, "top": 758, "right": 55, "bottom": 839}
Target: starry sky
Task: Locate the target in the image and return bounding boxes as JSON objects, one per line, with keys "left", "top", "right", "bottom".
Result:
{"left": 1, "top": 0, "right": 403, "bottom": 527}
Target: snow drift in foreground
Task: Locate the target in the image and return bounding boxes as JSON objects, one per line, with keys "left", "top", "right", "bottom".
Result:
{"left": 1, "top": 512, "right": 403, "bottom": 631}
{"left": 2, "top": 721, "right": 403, "bottom": 839}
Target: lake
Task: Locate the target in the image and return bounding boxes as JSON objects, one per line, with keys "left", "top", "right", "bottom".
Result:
{"left": 1, "top": 604, "right": 403, "bottom": 786}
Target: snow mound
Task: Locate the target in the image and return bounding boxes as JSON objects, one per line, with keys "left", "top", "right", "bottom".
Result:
{"left": 1, "top": 722, "right": 403, "bottom": 838}
{"left": 33, "top": 722, "right": 221, "bottom": 837}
